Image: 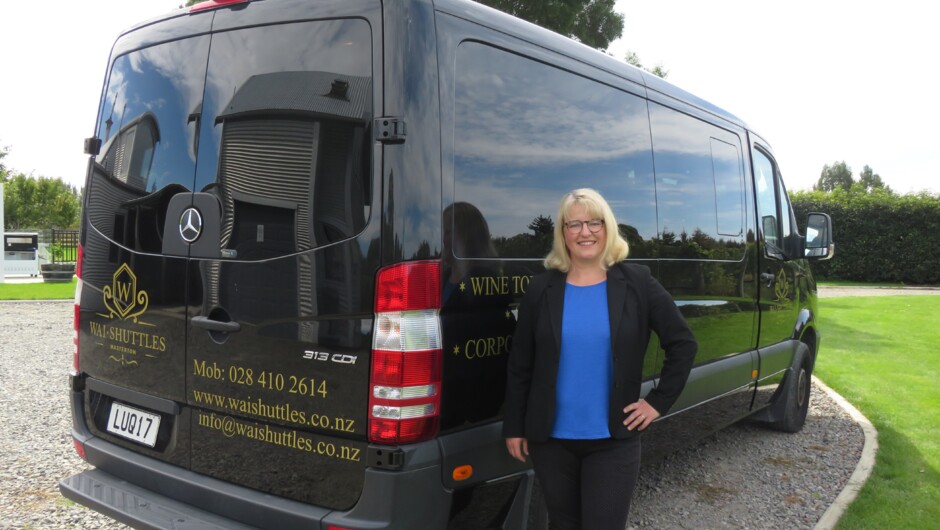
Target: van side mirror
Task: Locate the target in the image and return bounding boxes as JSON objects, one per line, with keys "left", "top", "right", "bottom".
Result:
{"left": 804, "top": 212, "right": 834, "bottom": 260}
{"left": 761, "top": 215, "right": 778, "bottom": 247}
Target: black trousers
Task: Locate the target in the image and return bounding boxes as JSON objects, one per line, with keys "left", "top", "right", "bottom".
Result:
{"left": 528, "top": 436, "right": 641, "bottom": 530}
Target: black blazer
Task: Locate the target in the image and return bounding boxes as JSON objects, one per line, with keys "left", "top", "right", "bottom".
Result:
{"left": 502, "top": 263, "right": 697, "bottom": 442}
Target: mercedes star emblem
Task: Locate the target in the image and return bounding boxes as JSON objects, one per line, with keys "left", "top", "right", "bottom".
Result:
{"left": 179, "top": 207, "right": 203, "bottom": 243}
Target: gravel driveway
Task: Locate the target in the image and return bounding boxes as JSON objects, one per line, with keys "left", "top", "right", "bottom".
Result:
{"left": 0, "top": 301, "right": 126, "bottom": 530}
{"left": 0, "top": 298, "right": 872, "bottom": 529}
{"left": 817, "top": 285, "right": 940, "bottom": 298}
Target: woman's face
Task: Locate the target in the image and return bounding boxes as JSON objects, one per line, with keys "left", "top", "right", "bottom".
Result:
{"left": 563, "top": 204, "right": 607, "bottom": 267}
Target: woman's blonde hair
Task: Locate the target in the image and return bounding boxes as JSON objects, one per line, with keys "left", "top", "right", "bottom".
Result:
{"left": 543, "top": 188, "right": 629, "bottom": 272}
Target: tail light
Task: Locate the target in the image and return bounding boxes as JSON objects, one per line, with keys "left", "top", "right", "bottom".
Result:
{"left": 189, "top": 0, "right": 250, "bottom": 13}
{"left": 71, "top": 243, "right": 84, "bottom": 376}
{"left": 369, "top": 261, "right": 442, "bottom": 444}
{"left": 72, "top": 243, "right": 85, "bottom": 460}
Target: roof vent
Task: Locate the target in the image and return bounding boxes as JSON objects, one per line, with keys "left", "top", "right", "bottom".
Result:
{"left": 327, "top": 79, "right": 350, "bottom": 100}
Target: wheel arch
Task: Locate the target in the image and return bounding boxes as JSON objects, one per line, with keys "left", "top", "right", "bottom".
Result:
{"left": 794, "top": 308, "right": 818, "bottom": 372}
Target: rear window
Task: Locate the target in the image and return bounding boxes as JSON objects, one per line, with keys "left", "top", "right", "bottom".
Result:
{"left": 88, "top": 35, "right": 211, "bottom": 253}
{"left": 195, "top": 20, "right": 373, "bottom": 258}
{"left": 87, "top": 19, "right": 373, "bottom": 259}
{"left": 95, "top": 38, "right": 209, "bottom": 196}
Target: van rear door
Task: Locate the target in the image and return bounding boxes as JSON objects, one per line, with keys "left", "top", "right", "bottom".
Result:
{"left": 79, "top": 29, "right": 211, "bottom": 466}
{"left": 182, "top": 14, "right": 376, "bottom": 509}
{"left": 81, "top": 4, "right": 380, "bottom": 510}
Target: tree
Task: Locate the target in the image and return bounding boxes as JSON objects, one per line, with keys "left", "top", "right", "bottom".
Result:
{"left": 858, "top": 165, "right": 888, "bottom": 192}
{"left": 624, "top": 50, "right": 669, "bottom": 79}
{"left": 0, "top": 144, "right": 10, "bottom": 181}
{"left": 527, "top": 214, "right": 554, "bottom": 236}
{"left": 814, "top": 161, "right": 853, "bottom": 192}
{"left": 1, "top": 148, "right": 81, "bottom": 230}
{"left": 477, "top": 0, "right": 624, "bottom": 50}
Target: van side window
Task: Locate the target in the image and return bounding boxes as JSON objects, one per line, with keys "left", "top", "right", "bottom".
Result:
{"left": 452, "top": 42, "right": 656, "bottom": 259}
{"left": 752, "top": 148, "right": 782, "bottom": 255}
{"left": 648, "top": 103, "right": 746, "bottom": 259}
{"left": 712, "top": 138, "right": 746, "bottom": 238}
{"left": 777, "top": 174, "right": 795, "bottom": 243}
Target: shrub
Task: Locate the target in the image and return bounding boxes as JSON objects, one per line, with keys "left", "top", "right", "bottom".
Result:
{"left": 791, "top": 188, "right": 940, "bottom": 285}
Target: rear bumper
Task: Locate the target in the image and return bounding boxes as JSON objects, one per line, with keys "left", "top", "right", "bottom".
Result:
{"left": 62, "top": 388, "right": 453, "bottom": 530}
{"left": 61, "top": 468, "right": 260, "bottom": 530}
{"left": 60, "top": 463, "right": 453, "bottom": 530}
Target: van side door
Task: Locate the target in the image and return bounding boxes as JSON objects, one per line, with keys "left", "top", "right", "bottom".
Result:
{"left": 641, "top": 103, "right": 758, "bottom": 459}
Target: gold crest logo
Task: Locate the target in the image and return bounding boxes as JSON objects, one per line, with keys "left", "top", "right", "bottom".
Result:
{"left": 92, "top": 263, "right": 165, "bottom": 367}
{"left": 774, "top": 268, "right": 791, "bottom": 301}
{"left": 103, "top": 263, "right": 150, "bottom": 322}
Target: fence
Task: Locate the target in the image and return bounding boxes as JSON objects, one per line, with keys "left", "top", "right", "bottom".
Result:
{"left": 50, "top": 229, "right": 79, "bottom": 263}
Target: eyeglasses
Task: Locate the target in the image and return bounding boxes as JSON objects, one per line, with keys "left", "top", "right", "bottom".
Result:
{"left": 564, "top": 219, "right": 605, "bottom": 234}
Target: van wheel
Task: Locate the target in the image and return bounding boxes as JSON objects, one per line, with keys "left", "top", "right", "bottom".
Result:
{"left": 527, "top": 479, "right": 549, "bottom": 530}
{"left": 771, "top": 358, "right": 811, "bottom": 433}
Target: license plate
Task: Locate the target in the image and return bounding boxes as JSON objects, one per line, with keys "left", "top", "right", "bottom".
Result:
{"left": 107, "top": 402, "right": 161, "bottom": 447}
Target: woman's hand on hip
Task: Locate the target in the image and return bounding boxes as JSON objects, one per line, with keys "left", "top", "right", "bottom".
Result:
{"left": 623, "top": 399, "right": 660, "bottom": 431}
{"left": 506, "top": 437, "right": 529, "bottom": 462}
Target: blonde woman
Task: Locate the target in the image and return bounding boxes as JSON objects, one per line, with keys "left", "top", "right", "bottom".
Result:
{"left": 503, "top": 188, "right": 697, "bottom": 529}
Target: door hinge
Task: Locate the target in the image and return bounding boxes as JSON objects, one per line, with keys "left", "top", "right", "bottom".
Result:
{"left": 367, "top": 447, "right": 405, "bottom": 470}
{"left": 374, "top": 117, "right": 406, "bottom": 144}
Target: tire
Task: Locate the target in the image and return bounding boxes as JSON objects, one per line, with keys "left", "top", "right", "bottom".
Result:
{"left": 771, "top": 357, "right": 811, "bottom": 433}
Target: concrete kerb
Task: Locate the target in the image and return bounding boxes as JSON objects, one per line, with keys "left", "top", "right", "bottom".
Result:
{"left": 812, "top": 375, "right": 879, "bottom": 530}
{"left": 2, "top": 274, "right": 46, "bottom": 284}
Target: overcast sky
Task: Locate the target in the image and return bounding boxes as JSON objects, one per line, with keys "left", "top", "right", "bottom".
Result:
{"left": 609, "top": 0, "right": 938, "bottom": 194}
{"left": 1, "top": 0, "right": 182, "bottom": 189}
{"left": 1, "top": 0, "right": 937, "bottom": 195}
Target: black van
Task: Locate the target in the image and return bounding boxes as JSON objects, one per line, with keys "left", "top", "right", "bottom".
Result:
{"left": 60, "top": 0, "right": 834, "bottom": 528}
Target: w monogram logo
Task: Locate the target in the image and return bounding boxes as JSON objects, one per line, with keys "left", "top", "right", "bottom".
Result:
{"left": 103, "top": 263, "right": 150, "bottom": 322}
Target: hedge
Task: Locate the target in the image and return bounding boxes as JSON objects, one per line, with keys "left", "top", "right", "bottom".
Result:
{"left": 791, "top": 188, "right": 940, "bottom": 285}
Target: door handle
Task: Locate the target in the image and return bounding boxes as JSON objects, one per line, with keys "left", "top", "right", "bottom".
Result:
{"left": 760, "top": 272, "right": 776, "bottom": 288}
{"left": 191, "top": 316, "right": 241, "bottom": 333}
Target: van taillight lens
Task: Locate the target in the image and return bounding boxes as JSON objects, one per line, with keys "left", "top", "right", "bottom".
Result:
{"left": 72, "top": 245, "right": 86, "bottom": 461}
{"left": 370, "top": 261, "right": 442, "bottom": 444}
{"left": 374, "top": 261, "right": 440, "bottom": 312}
{"left": 71, "top": 243, "right": 83, "bottom": 376}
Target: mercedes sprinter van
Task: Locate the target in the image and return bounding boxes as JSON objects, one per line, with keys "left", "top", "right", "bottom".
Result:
{"left": 61, "top": 0, "right": 834, "bottom": 528}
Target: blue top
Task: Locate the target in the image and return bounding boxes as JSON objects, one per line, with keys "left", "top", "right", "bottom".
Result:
{"left": 551, "top": 281, "right": 612, "bottom": 439}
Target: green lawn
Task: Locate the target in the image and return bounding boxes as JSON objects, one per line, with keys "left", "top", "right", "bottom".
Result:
{"left": 0, "top": 278, "right": 77, "bottom": 300}
{"left": 816, "top": 296, "right": 940, "bottom": 529}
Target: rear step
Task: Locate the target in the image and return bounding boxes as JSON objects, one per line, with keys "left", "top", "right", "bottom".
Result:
{"left": 60, "top": 469, "right": 259, "bottom": 530}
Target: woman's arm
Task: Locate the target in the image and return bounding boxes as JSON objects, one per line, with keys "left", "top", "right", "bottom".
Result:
{"left": 502, "top": 284, "right": 539, "bottom": 439}
{"left": 642, "top": 273, "right": 697, "bottom": 416}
